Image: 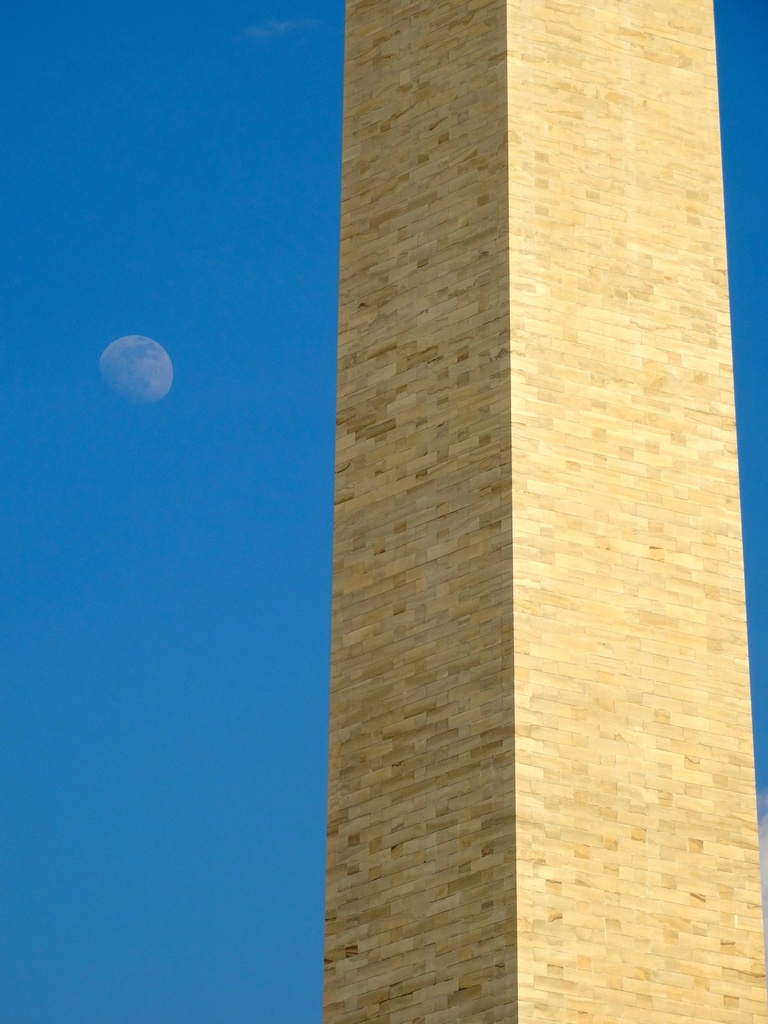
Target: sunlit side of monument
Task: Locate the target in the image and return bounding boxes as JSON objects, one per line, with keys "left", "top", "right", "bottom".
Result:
{"left": 324, "top": 1, "right": 767, "bottom": 1021}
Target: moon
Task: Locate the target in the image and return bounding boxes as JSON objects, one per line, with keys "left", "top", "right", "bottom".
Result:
{"left": 100, "top": 335, "right": 173, "bottom": 403}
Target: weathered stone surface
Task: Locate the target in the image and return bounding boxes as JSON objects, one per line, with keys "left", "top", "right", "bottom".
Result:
{"left": 324, "top": 2, "right": 767, "bottom": 1021}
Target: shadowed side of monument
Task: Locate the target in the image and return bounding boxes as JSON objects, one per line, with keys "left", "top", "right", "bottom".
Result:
{"left": 324, "top": 0, "right": 518, "bottom": 1021}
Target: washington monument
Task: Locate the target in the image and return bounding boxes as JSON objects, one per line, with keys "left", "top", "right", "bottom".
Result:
{"left": 323, "top": 1, "right": 766, "bottom": 1020}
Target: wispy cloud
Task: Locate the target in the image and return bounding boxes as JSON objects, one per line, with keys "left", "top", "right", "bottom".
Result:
{"left": 244, "top": 18, "right": 322, "bottom": 41}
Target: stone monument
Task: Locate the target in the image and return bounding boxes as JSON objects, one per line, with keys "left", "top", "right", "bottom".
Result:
{"left": 324, "top": 1, "right": 767, "bottom": 1020}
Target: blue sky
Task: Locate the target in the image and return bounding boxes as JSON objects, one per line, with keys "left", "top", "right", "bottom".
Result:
{"left": 0, "top": 2, "right": 766, "bottom": 1021}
